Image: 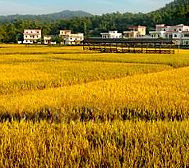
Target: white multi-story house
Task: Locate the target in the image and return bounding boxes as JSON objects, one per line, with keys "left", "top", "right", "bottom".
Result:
{"left": 149, "top": 24, "right": 189, "bottom": 45}
{"left": 65, "top": 33, "right": 84, "bottom": 45}
{"left": 101, "top": 31, "right": 122, "bottom": 39}
{"left": 23, "top": 29, "right": 42, "bottom": 44}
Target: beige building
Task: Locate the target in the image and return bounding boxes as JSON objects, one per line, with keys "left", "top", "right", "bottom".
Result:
{"left": 44, "top": 35, "right": 52, "bottom": 44}
{"left": 123, "top": 26, "right": 146, "bottom": 38}
{"left": 60, "top": 30, "right": 72, "bottom": 44}
{"left": 60, "top": 30, "right": 71, "bottom": 39}
{"left": 60, "top": 30, "right": 72, "bottom": 36}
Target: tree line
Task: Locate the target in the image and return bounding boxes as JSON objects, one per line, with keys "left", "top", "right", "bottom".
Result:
{"left": 0, "top": 0, "right": 188, "bottom": 43}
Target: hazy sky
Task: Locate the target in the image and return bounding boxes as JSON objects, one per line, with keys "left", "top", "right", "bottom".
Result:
{"left": 0, "top": 0, "right": 173, "bottom": 15}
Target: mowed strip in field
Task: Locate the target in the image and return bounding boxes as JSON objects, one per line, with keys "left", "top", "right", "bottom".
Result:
{"left": 0, "top": 45, "right": 188, "bottom": 120}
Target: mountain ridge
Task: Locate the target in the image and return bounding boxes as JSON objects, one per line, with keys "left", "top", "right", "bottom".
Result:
{"left": 0, "top": 10, "right": 93, "bottom": 24}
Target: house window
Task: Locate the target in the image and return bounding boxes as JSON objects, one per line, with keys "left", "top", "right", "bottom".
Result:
{"left": 174, "top": 34, "right": 177, "bottom": 37}
{"left": 179, "top": 29, "right": 182, "bottom": 31}
{"left": 174, "top": 29, "right": 177, "bottom": 31}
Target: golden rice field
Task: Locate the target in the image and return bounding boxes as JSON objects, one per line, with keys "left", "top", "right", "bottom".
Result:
{"left": 1, "top": 121, "right": 189, "bottom": 167}
{"left": 1, "top": 44, "right": 189, "bottom": 167}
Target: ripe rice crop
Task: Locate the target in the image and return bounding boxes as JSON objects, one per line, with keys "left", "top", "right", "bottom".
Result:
{"left": 0, "top": 45, "right": 92, "bottom": 55}
{"left": 1, "top": 121, "right": 189, "bottom": 167}
{"left": 46, "top": 51, "right": 189, "bottom": 68}
{"left": 0, "top": 66, "right": 188, "bottom": 121}
{"left": 0, "top": 57, "right": 172, "bottom": 95}
{"left": 1, "top": 44, "right": 189, "bottom": 167}
{"left": 0, "top": 45, "right": 188, "bottom": 120}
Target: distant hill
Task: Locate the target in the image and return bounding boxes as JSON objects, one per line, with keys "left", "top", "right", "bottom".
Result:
{"left": 0, "top": 10, "right": 93, "bottom": 24}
